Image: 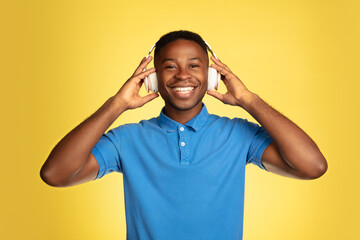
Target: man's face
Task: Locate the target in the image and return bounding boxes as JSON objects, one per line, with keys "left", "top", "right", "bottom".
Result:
{"left": 154, "top": 39, "right": 209, "bottom": 113}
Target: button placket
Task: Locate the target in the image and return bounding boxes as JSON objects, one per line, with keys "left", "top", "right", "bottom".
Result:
{"left": 178, "top": 126, "right": 190, "bottom": 165}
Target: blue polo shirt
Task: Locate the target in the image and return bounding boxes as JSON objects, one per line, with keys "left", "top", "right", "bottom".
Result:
{"left": 91, "top": 104, "right": 272, "bottom": 240}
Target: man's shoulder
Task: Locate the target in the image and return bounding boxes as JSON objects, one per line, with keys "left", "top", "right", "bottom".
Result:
{"left": 207, "top": 113, "right": 249, "bottom": 126}
{"left": 205, "top": 113, "right": 265, "bottom": 141}
{"left": 109, "top": 116, "right": 160, "bottom": 132}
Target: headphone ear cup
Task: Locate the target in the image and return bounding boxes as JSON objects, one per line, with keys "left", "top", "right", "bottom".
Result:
{"left": 144, "top": 75, "right": 150, "bottom": 92}
{"left": 145, "top": 72, "right": 158, "bottom": 92}
{"left": 207, "top": 67, "right": 220, "bottom": 90}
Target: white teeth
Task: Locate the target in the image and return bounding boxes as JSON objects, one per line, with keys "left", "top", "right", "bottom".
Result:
{"left": 173, "top": 87, "right": 195, "bottom": 92}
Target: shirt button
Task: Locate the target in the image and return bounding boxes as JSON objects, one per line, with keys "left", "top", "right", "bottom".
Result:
{"left": 181, "top": 142, "right": 186, "bottom": 147}
{"left": 180, "top": 127, "right": 184, "bottom": 131}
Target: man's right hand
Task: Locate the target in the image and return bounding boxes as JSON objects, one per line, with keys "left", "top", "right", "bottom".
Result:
{"left": 114, "top": 56, "right": 159, "bottom": 110}
{"left": 40, "top": 56, "right": 159, "bottom": 187}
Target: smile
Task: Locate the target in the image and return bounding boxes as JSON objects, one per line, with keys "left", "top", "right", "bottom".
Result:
{"left": 173, "top": 87, "right": 195, "bottom": 93}
{"left": 170, "top": 86, "right": 197, "bottom": 98}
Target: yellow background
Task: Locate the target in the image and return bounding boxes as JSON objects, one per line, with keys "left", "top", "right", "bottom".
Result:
{"left": 1, "top": 0, "right": 359, "bottom": 239}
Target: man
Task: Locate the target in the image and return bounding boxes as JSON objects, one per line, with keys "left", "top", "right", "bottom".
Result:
{"left": 40, "top": 30, "right": 327, "bottom": 239}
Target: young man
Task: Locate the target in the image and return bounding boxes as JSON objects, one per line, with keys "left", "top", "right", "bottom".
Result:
{"left": 40, "top": 30, "right": 327, "bottom": 239}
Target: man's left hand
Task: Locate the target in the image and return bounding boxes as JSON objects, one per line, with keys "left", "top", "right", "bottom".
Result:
{"left": 207, "top": 56, "right": 254, "bottom": 108}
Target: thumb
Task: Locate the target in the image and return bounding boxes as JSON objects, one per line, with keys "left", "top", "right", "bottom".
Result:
{"left": 140, "top": 93, "right": 159, "bottom": 106}
{"left": 207, "top": 90, "right": 224, "bottom": 102}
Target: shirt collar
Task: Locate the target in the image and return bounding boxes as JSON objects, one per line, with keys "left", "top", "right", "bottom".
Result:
{"left": 158, "top": 104, "right": 209, "bottom": 132}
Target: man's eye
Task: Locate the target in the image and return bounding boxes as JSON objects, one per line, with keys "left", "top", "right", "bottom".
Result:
{"left": 189, "top": 64, "right": 199, "bottom": 68}
{"left": 166, "top": 65, "right": 176, "bottom": 69}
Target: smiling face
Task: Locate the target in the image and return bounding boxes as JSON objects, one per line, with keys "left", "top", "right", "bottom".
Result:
{"left": 154, "top": 39, "right": 209, "bottom": 121}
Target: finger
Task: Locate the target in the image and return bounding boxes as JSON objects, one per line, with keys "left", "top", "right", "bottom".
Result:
{"left": 131, "top": 57, "right": 146, "bottom": 76}
{"left": 132, "top": 68, "right": 156, "bottom": 84}
{"left": 210, "top": 56, "right": 231, "bottom": 72}
{"left": 210, "top": 63, "right": 232, "bottom": 78}
{"left": 207, "top": 90, "right": 225, "bottom": 102}
{"left": 140, "top": 93, "right": 159, "bottom": 106}
{"left": 210, "top": 55, "right": 228, "bottom": 69}
{"left": 132, "top": 56, "right": 153, "bottom": 76}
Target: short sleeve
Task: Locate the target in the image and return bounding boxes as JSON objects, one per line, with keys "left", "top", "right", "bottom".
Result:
{"left": 91, "top": 127, "right": 123, "bottom": 179}
{"left": 244, "top": 120, "right": 273, "bottom": 171}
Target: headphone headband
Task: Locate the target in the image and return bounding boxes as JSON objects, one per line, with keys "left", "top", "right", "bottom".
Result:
{"left": 145, "top": 40, "right": 218, "bottom": 60}
{"left": 146, "top": 43, "right": 156, "bottom": 59}
{"left": 204, "top": 41, "right": 218, "bottom": 60}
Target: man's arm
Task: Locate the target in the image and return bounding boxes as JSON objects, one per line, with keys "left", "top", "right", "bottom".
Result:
{"left": 40, "top": 57, "right": 159, "bottom": 187}
{"left": 207, "top": 56, "right": 327, "bottom": 180}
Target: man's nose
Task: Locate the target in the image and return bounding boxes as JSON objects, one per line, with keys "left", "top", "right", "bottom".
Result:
{"left": 175, "top": 67, "right": 191, "bottom": 80}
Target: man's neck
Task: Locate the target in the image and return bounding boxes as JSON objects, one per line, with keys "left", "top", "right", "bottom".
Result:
{"left": 163, "top": 103, "right": 203, "bottom": 125}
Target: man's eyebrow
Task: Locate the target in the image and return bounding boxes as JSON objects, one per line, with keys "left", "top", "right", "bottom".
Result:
{"left": 161, "top": 57, "right": 203, "bottom": 64}
{"left": 161, "top": 58, "right": 176, "bottom": 64}
{"left": 188, "top": 57, "right": 203, "bottom": 62}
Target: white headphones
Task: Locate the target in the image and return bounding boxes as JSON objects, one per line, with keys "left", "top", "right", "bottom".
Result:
{"left": 144, "top": 41, "right": 221, "bottom": 92}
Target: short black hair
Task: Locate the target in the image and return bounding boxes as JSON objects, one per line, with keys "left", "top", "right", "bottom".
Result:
{"left": 154, "top": 30, "right": 208, "bottom": 59}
